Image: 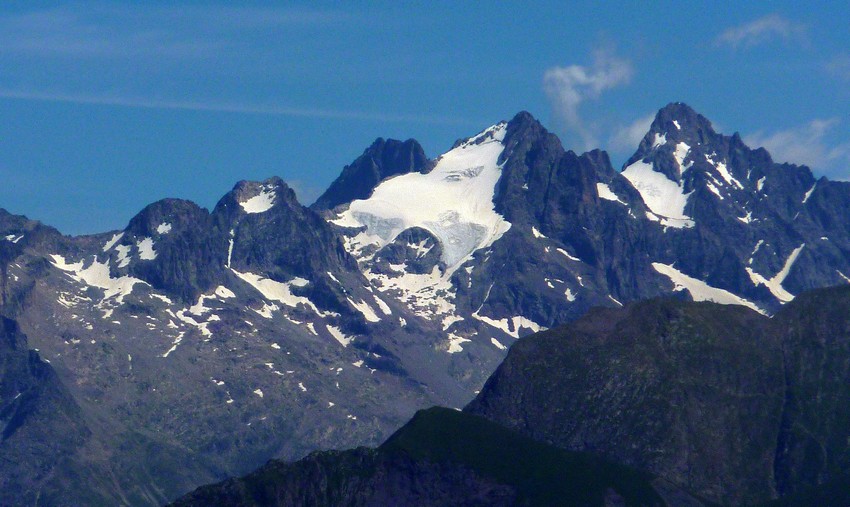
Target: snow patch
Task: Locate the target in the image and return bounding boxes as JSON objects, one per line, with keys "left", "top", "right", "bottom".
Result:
{"left": 531, "top": 226, "right": 546, "bottom": 239}
{"left": 672, "top": 143, "right": 692, "bottom": 174}
{"left": 608, "top": 295, "right": 623, "bottom": 306}
{"left": 226, "top": 229, "right": 234, "bottom": 268}
{"left": 622, "top": 159, "right": 694, "bottom": 229}
{"left": 653, "top": 262, "right": 763, "bottom": 313}
{"left": 327, "top": 325, "right": 352, "bottom": 347}
{"left": 441, "top": 314, "right": 464, "bottom": 330}
{"left": 596, "top": 182, "right": 626, "bottom": 205}
{"left": 150, "top": 293, "right": 173, "bottom": 305}
{"left": 137, "top": 237, "right": 157, "bottom": 260}
{"left": 50, "top": 255, "right": 146, "bottom": 307}
{"left": 737, "top": 211, "right": 753, "bottom": 224}
{"left": 373, "top": 296, "right": 392, "bottom": 316}
{"left": 707, "top": 154, "right": 743, "bottom": 189}
{"left": 156, "top": 223, "right": 172, "bottom": 234}
{"left": 232, "top": 270, "right": 332, "bottom": 317}
{"left": 490, "top": 337, "right": 507, "bottom": 350}
{"left": 447, "top": 333, "right": 471, "bottom": 354}
{"left": 115, "top": 245, "right": 131, "bottom": 268}
{"left": 803, "top": 182, "right": 817, "bottom": 204}
{"left": 215, "top": 285, "right": 235, "bottom": 298}
{"left": 102, "top": 232, "right": 123, "bottom": 252}
{"left": 745, "top": 244, "right": 805, "bottom": 303}
{"left": 347, "top": 297, "right": 381, "bottom": 323}
{"left": 240, "top": 185, "right": 276, "bottom": 214}
{"left": 365, "top": 265, "right": 457, "bottom": 320}
{"left": 471, "top": 312, "right": 544, "bottom": 339}
{"left": 556, "top": 248, "right": 580, "bottom": 262}
{"left": 162, "top": 332, "right": 185, "bottom": 358}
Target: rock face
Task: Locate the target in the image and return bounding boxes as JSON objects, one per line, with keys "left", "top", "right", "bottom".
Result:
{"left": 311, "top": 137, "right": 431, "bottom": 212}
{"left": 466, "top": 286, "right": 850, "bottom": 505}
{"left": 3, "top": 102, "right": 850, "bottom": 504}
{"left": 0, "top": 317, "right": 208, "bottom": 506}
{"left": 171, "top": 407, "right": 687, "bottom": 507}
{"left": 0, "top": 316, "right": 96, "bottom": 505}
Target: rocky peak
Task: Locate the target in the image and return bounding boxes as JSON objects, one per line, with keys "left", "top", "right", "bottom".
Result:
{"left": 651, "top": 103, "right": 716, "bottom": 143}
{"left": 311, "top": 138, "right": 430, "bottom": 211}
{"left": 118, "top": 198, "right": 225, "bottom": 303}
{"left": 125, "top": 198, "right": 211, "bottom": 238}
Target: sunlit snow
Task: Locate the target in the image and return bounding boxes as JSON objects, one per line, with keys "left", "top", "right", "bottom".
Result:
{"left": 447, "top": 333, "right": 471, "bottom": 353}
{"left": 240, "top": 185, "right": 277, "bottom": 214}
{"left": 336, "top": 123, "right": 511, "bottom": 272}
{"left": 102, "top": 232, "right": 123, "bottom": 252}
{"left": 745, "top": 244, "right": 805, "bottom": 303}
{"left": 622, "top": 159, "right": 694, "bottom": 229}
{"left": 326, "top": 325, "right": 352, "bottom": 347}
{"left": 137, "top": 237, "right": 157, "bottom": 260}
{"left": 596, "top": 183, "right": 626, "bottom": 205}
{"left": 50, "top": 254, "right": 147, "bottom": 307}
{"left": 232, "top": 270, "right": 333, "bottom": 317}
{"left": 471, "top": 312, "right": 544, "bottom": 339}
{"left": 653, "top": 262, "right": 763, "bottom": 313}
{"left": 347, "top": 297, "right": 381, "bottom": 322}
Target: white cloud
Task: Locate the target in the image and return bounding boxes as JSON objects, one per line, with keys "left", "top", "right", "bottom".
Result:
{"left": 543, "top": 50, "right": 633, "bottom": 151}
{"left": 715, "top": 14, "right": 806, "bottom": 49}
{"left": 0, "top": 88, "right": 469, "bottom": 125}
{"left": 608, "top": 113, "right": 655, "bottom": 154}
{"left": 745, "top": 119, "right": 850, "bottom": 178}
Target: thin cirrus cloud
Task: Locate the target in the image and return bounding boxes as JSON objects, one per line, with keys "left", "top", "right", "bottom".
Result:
{"left": 543, "top": 50, "right": 634, "bottom": 152}
{"left": 0, "top": 6, "right": 468, "bottom": 126}
{"left": 0, "top": 88, "right": 471, "bottom": 126}
{"left": 745, "top": 119, "right": 850, "bottom": 179}
{"left": 715, "top": 14, "right": 806, "bottom": 49}
{"left": 0, "top": 5, "right": 353, "bottom": 59}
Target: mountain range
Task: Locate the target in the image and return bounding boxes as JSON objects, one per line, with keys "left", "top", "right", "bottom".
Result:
{"left": 172, "top": 285, "right": 850, "bottom": 506}
{"left": 2, "top": 102, "right": 849, "bottom": 505}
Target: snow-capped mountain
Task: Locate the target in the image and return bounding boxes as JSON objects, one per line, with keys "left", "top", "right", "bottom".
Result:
{"left": 2, "top": 102, "right": 849, "bottom": 505}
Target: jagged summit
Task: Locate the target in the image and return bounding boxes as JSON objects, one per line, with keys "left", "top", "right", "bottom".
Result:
{"left": 620, "top": 101, "right": 820, "bottom": 231}
{"left": 311, "top": 138, "right": 430, "bottom": 211}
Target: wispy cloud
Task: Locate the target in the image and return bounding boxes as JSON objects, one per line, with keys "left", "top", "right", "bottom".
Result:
{"left": 745, "top": 119, "right": 850, "bottom": 178}
{"left": 715, "top": 14, "right": 806, "bottom": 49}
{"left": 608, "top": 113, "right": 655, "bottom": 154}
{"left": 0, "top": 89, "right": 471, "bottom": 125}
{"left": 543, "top": 49, "right": 633, "bottom": 151}
{"left": 0, "top": 6, "right": 352, "bottom": 59}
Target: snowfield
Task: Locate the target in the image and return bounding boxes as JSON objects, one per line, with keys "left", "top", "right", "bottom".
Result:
{"left": 334, "top": 123, "right": 512, "bottom": 273}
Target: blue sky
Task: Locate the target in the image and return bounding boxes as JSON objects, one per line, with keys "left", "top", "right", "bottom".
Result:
{"left": 1, "top": 1, "right": 848, "bottom": 234}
